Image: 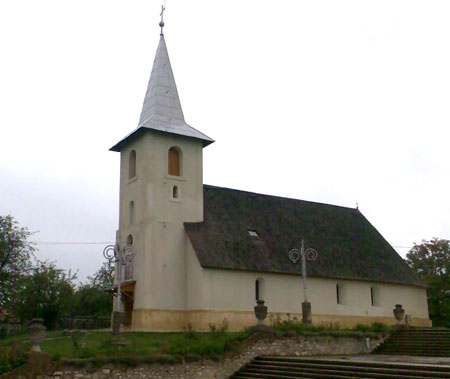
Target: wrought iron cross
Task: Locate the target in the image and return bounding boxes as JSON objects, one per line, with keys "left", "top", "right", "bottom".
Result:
{"left": 159, "top": 4, "right": 166, "bottom": 34}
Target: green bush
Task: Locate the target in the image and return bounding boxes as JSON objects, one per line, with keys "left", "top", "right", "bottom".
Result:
{"left": 369, "top": 322, "right": 390, "bottom": 333}
{"left": 0, "top": 342, "right": 27, "bottom": 375}
{"left": 355, "top": 322, "right": 390, "bottom": 334}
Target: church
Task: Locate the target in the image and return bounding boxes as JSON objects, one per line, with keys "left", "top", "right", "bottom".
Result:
{"left": 109, "top": 24, "right": 431, "bottom": 331}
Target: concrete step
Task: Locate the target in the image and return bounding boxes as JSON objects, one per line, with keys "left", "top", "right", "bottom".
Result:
{"left": 230, "top": 356, "right": 450, "bottom": 379}
{"left": 373, "top": 328, "right": 450, "bottom": 357}
{"left": 248, "top": 363, "right": 450, "bottom": 378}
{"left": 258, "top": 356, "right": 450, "bottom": 373}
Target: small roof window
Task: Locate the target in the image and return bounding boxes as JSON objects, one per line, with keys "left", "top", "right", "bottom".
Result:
{"left": 248, "top": 230, "right": 258, "bottom": 237}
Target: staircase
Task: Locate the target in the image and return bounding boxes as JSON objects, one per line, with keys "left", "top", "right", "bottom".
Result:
{"left": 230, "top": 356, "right": 450, "bottom": 378}
{"left": 374, "top": 328, "right": 450, "bottom": 357}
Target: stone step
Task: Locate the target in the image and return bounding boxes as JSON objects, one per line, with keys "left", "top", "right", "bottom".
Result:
{"left": 388, "top": 338, "right": 450, "bottom": 341}
{"left": 231, "top": 356, "right": 450, "bottom": 379}
{"left": 392, "top": 333, "right": 450, "bottom": 336}
{"left": 379, "top": 343, "right": 450, "bottom": 347}
{"left": 373, "top": 328, "right": 450, "bottom": 357}
{"left": 248, "top": 363, "right": 450, "bottom": 378}
{"left": 375, "top": 351, "right": 450, "bottom": 357}
{"left": 258, "top": 356, "right": 450, "bottom": 373}
{"left": 232, "top": 372, "right": 357, "bottom": 379}
{"left": 376, "top": 344, "right": 450, "bottom": 349}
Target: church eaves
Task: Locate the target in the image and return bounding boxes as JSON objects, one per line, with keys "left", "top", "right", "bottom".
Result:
{"left": 110, "top": 34, "right": 214, "bottom": 152}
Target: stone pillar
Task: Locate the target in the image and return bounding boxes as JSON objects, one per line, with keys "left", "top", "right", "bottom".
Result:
{"left": 302, "top": 302, "right": 312, "bottom": 324}
{"left": 112, "top": 311, "right": 124, "bottom": 336}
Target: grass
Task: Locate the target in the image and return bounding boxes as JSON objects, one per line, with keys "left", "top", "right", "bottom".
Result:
{"left": 40, "top": 329, "right": 252, "bottom": 361}
{"left": 0, "top": 330, "right": 63, "bottom": 346}
{"left": 272, "top": 319, "right": 390, "bottom": 338}
{"left": 0, "top": 321, "right": 390, "bottom": 373}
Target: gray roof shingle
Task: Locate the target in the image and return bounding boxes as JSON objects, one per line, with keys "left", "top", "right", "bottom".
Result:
{"left": 185, "top": 185, "right": 424, "bottom": 287}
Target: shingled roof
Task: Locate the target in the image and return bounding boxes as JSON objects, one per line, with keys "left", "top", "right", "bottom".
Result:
{"left": 184, "top": 185, "right": 424, "bottom": 287}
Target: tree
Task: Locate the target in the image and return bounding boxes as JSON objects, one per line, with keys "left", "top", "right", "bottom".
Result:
{"left": 72, "top": 261, "right": 114, "bottom": 317}
{"left": 406, "top": 238, "right": 450, "bottom": 327}
{"left": 0, "top": 215, "right": 34, "bottom": 309}
{"left": 88, "top": 260, "right": 114, "bottom": 290}
{"left": 14, "top": 261, "right": 76, "bottom": 329}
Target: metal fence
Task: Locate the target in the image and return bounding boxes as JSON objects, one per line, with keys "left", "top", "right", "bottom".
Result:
{"left": 0, "top": 323, "right": 22, "bottom": 339}
{"left": 0, "top": 316, "right": 111, "bottom": 339}
{"left": 57, "top": 315, "right": 110, "bottom": 330}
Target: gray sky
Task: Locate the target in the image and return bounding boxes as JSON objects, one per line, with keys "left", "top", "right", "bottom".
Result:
{"left": 1, "top": 0, "right": 449, "bottom": 283}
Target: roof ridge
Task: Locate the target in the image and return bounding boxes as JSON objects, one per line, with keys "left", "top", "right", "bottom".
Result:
{"left": 203, "top": 184, "right": 360, "bottom": 212}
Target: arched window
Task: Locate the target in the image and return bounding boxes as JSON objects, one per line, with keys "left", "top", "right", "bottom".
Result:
{"left": 125, "top": 234, "right": 133, "bottom": 280}
{"left": 129, "top": 150, "right": 136, "bottom": 179}
{"left": 129, "top": 201, "right": 134, "bottom": 225}
{"left": 172, "top": 185, "right": 178, "bottom": 199}
{"left": 255, "top": 278, "right": 265, "bottom": 301}
{"left": 168, "top": 147, "right": 180, "bottom": 176}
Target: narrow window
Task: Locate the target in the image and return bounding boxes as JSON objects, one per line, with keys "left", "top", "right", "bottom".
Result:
{"left": 129, "top": 150, "right": 136, "bottom": 179}
{"left": 129, "top": 201, "right": 134, "bottom": 225}
{"left": 168, "top": 147, "right": 180, "bottom": 176}
{"left": 255, "top": 278, "right": 264, "bottom": 301}
{"left": 336, "top": 284, "right": 340, "bottom": 304}
{"left": 172, "top": 185, "right": 178, "bottom": 199}
{"left": 125, "top": 235, "right": 133, "bottom": 280}
{"left": 336, "top": 283, "right": 346, "bottom": 305}
{"left": 371, "top": 286, "right": 379, "bottom": 306}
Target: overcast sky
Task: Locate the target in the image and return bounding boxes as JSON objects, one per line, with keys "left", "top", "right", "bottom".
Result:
{"left": 1, "top": 0, "right": 449, "bottom": 283}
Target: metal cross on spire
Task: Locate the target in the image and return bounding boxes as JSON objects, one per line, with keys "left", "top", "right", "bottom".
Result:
{"left": 159, "top": 3, "right": 166, "bottom": 35}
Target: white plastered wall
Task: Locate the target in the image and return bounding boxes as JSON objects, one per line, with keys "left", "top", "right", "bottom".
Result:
{"left": 185, "top": 249, "right": 429, "bottom": 320}
{"left": 118, "top": 131, "right": 204, "bottom": 312}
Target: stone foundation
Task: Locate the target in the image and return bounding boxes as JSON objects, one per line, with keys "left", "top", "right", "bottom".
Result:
{"left": 131, "top": 308, "right": 431, "bottom": 331}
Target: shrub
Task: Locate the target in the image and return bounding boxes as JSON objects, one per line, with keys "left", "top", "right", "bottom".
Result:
{"left": 0, "top": 341, "right": 27, "bottom": 375}
{"left": 369, "top": 322, "right": 390, "bottom": 333}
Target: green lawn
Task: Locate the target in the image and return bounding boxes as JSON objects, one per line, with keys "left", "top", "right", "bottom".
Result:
{"left": 40, "top": 330, "right": 251, "bottom": 361}
{"left": 0, "top": 330, "right": 63, "bottom": 346}
{"left": 1, "top": 321, "right": 389, "bottom": 374}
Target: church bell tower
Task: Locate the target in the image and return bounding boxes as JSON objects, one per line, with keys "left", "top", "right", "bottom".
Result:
{"left": 109, "top": 15, "right": 214, "bottom": 329}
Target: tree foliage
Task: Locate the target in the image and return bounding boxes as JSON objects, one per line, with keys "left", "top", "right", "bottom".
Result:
{"left": 406, "top": 238, "right": 450, "bottom": 327}
{"left": 88, "top": 260, "right": 114, "bottom": 290}
{"left": 0, "top": 215, "right": 34, "bottom": 309}
{"left": 72, "top": 261, "right": 114, "bottom": 317}
{"left": 1, "top": 215, "right": 115, "bottom": 328}
{"left": 14, "top": 261, "right": 76, "bottom": 329}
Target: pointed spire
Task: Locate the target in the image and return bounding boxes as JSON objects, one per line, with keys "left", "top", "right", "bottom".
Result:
{"left": 110, "top": 34, "right": 214, "bottom": 152}
{"left": 138, "top": 35, "right": 185, "bottom": 128}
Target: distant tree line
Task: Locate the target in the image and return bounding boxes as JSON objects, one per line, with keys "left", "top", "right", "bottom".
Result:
{"left": 0, "top": 215, "right": 113, "bottom": 330}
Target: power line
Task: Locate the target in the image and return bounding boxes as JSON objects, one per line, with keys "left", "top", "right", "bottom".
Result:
{"left": 32, "top": 240, "right": 413, "bottom": 249}
{"left": 32, "top": 241, "right": 113, "bottom": 246}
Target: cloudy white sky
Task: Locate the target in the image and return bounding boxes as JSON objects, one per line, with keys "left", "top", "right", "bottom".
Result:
{"left": 1, "top": 0, "right": 449, "bottom": 283}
